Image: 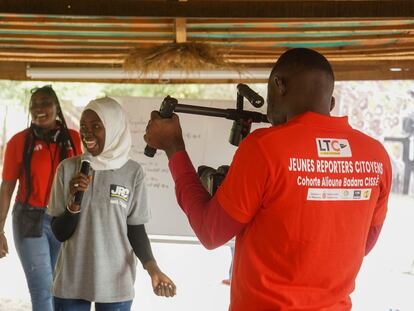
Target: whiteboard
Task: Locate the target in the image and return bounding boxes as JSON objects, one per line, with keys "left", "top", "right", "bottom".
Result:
{"left": 115, "top": 96, "right": 267, "bottom": 239}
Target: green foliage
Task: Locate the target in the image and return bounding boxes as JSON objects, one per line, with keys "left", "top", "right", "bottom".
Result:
{"left": 0, "top": 80, "right": 269, "bottom": 108}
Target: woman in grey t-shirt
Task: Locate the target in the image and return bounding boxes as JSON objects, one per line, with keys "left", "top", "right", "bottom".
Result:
{"left": 48, "top": 97, "right": 176, "bottom": 311}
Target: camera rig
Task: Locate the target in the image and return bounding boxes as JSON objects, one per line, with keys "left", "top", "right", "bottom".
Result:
{"left": 144, "top": 83, "right": 269, "bottom": 194}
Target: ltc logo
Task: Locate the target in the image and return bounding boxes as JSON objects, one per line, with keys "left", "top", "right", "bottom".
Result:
{"left": 110, "top": 184, "right": 130, "bottom": 202}
{"left": 316, "top": 138, "right": 352, "bottom": 158}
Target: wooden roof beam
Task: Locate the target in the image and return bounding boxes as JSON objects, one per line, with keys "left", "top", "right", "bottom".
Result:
{"left": 0, "top": 62, "right": 27, "bottom": 80}
{"left": 1, "top": 1, "right": 414, "bottom": 18}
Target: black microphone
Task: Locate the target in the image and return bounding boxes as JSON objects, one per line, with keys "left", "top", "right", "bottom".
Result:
{"left": 73, "top": 153, "right": 92, "bottom": 205}
{"left": 237, "top": 83, "right": 264, "bottom": 108}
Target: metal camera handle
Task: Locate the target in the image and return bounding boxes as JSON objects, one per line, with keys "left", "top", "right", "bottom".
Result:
{"left": 144, "top": 95, "right": 178, "bottom": 157}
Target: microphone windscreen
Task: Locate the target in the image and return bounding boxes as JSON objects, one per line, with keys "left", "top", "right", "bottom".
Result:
{"left": 237, "top": 83, "right": 264, "bottom": 108}
{"left": 81, "top": 152, "right": 92, "bottom": 163}
{"left": 80, "top": 153, "right": 92, "bottom": 175}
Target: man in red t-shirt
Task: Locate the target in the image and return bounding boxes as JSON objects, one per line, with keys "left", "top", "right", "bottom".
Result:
{"left": 144, "top": 48, "right": 392, "bottom": 311}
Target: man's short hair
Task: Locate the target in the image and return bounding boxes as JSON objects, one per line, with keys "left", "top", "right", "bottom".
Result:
{"left": 270, "top": 48, "right": 334, "bottom": 81}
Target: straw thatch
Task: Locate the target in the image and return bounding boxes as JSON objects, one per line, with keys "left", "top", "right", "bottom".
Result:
{"left": 124, "top": 42, "right": 235, "bottom": 77}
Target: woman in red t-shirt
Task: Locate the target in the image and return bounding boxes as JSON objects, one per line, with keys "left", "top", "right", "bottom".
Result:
{"left": 0, "top": 85, "right": 81, "bottom": 311}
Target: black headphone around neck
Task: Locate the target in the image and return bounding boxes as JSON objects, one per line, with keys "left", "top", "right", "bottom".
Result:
{"left": 31, "top": 124, "right": 62, "bottom": 144}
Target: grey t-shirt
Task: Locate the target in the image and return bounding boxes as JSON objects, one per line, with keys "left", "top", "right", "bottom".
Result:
{"left": 47, "top": 156, "right": 150, "bottom": 303}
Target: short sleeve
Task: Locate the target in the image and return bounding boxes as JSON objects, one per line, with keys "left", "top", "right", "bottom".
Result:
{"left": 127, "top": 166, "right": 150, "bottom": 225}
{"left": 216, "top": 135, "right": 269, "bottom": 224}
{"left": 2, "top": 135, "right": 23, "bottom": 181}
{"left": 47, "top": 162, "right": 69, "bottom": 217}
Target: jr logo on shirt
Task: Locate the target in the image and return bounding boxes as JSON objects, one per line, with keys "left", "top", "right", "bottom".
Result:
{"left": 110, "top": 184, "right": 130, "bottom": 202}
{"left": 316, "top": 138, "right": 352, "bottom": 158}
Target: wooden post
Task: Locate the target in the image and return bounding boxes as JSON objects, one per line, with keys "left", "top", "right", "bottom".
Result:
{"left": 175, "top": 18, "right": 187, "bottom": 43}
{"left": 175, "top": 0, "right": 187, "bottom": 43}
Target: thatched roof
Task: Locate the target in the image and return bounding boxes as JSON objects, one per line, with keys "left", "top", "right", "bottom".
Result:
{"left": 0, "top": 0, "right": 414, "bottom": 83}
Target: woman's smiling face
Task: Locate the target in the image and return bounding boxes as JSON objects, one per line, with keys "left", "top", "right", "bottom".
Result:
{"left": 30, "top": 91, "right": 58, "bottom": 130}
{"left": 80, "top": 109, "right": 106, "bottom": 156}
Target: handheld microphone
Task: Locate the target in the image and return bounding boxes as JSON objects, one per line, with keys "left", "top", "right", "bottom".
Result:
{"left": 73, "top": 153, "right": 92, "bottom": 205}
{"left": 237, "top": 83, "right": 264, "bottom": 108}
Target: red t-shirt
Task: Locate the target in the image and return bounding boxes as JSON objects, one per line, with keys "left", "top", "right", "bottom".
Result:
{"left": 216, "top": 112, "right": 392, "bottom": 311}
{"left": 2, "top": 128, "right": 82, "bottom": 207}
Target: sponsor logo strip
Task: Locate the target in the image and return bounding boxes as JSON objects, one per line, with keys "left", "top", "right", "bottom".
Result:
{"left": 307, "top": 188, "right": 372, "bottom": 201}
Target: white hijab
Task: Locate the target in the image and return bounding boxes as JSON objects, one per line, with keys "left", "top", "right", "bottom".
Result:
{"left": 83, "top": 97, "right": 131, "bottom": 171}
